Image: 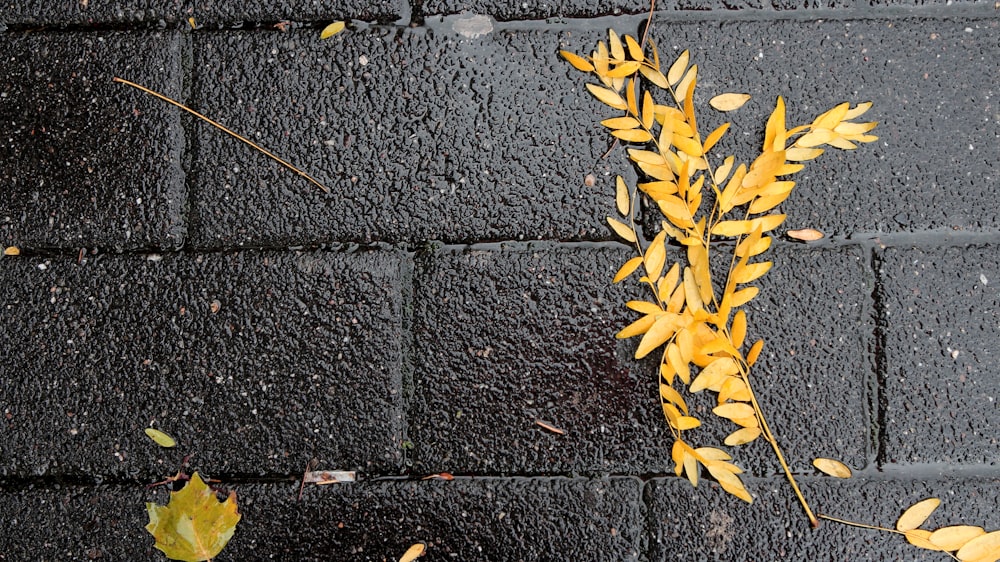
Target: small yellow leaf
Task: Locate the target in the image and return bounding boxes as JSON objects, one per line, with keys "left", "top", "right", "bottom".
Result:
{"left": 746, "top": 339, "right": 764, "bottom": 366}
{"left": 617, "top": 314, "right": 656, "bottom": 339}
{"left": 320, "top": 21, "right": 346, "bottom": 39}
{"left": 144, "top": 428, "right": 177, "bottom": 448}
{"left": 660, "top": 383, "right": 688, "bottom": 414}
{"left": 608, "top": 29, "right": 625, "bottom": 61}
{"left": 611, "top": 128, "right": 653, "bottom": 143}
{"left": 625, "top": 77, "right": 639, "bottom": 116}
{"left": 626, "top": 300, "right": 664, "bottom": 315}
{"left": 645, "top": 232, "right": 667, "bottom": 280}
{"left": 787, "top": 228, "right": 824, "bottom": 241}
{"left": 724, "top": 427, "right": 761, "bottom": 446}
{"left": 896, "top": 498, "right": 941, "bottom": 532}
{"left": 606, "top": 60, "right": 642, "bottom": 78}
{"left": 187, "top": 17, "right": 197, "bottom": 29}
{"left": 615, "top": 176, "right": 630, "bottom": 216}
{"left": 624, "top": 34, "right": 644, "bottom": 61}
{"left": 668, "top": 343, "right": 691, "bottom": 385}
{"left": 730, "top": 286, "right": 759, "bottom": 308}
{"left": 928, "top": 526, "right": 986, "bottom": 552}
{"left": 3, "top": 246, "right": 20, "bottom": 256}
{"left": 956, "top": 530, "right": 1000, "bottom": 561}
{"left": 586, "top": 84, "right": 628, "bottom": 110}
{"left": 666, "top": 50, "right": 689, "bottom": 86}
{"left": 733, "top": 261, "right": 772, "bottom": 284}
{"left": 613, "top": 256, "right": 643, "bottom": 283}
{"left": 607, "top": 217, "right": 637, "bottom": 243}
{"left": 906, "top": 529, "right": 945, "bottom": 551}
{"left": 730, "top": 310, "right": 747, "bottom": 350}
{"left": 673, "top": 415, "right": 701, "bottom": 431}
{"left": 675, "top": 65, "right": 698, "bottom": 106}
{"left": 713, "top": 402, "right": 756, "bottom": 420}
{"left": 812, "top": 458, "right": 852, "bottom": 478}
{"left": 703, "top": 122, "right": 730, "bottom": 153}
{"left": 712, "top": 214, "right": 786, "bottom": 237}
{"left": 635, "top": 315, "right": 680, "bottom": 358}
{"left": 709, "top": 93, "right": 751, "bottom": 112}
{"left": 400, "top": 543, "right": 426, "bottom": 562}
{"left": 601, "top": 116, "right": 641, "bottom": 130}
{"left": 560, "top": 50, "right": 594, "bottom": 72}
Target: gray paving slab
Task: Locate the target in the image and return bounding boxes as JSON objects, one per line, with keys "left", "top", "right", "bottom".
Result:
{"left": 880, "top": 245, "right": 1000, "bottom": 465}
{"left": 0, "top": 477, "right": 644, "bottom": 561}
{"left": 0, "top": 1, "right": 402, "bottom": 26}
{"left": 634, "top": 18, "right": 999, "bottom": 238}
{"left": 421, "top": 0, "right": 854, "bottom": 21}
{"left": 0, "top": 31, "right": 185, "bottom": 252}
{"left": 186, "top": 27, "right": 629, "bottom": 248}
{"left": 0, "top": 249, "right": 406, "bottom": 479}
{"left": 409, "top": 243, "right": 874, "bottom": 475}
{"left": 647, "top": 475, "right": 1000, "bottom": 561}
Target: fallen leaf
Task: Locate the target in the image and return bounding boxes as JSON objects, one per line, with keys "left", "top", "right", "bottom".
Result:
{"left": 896, "top": 498, "right": 941, "bottom": 532}
{"left": 144, "top": 428, "right": 177, "bottom": 448}
{"left": 321, "top": 21, "right": 346, "bottom": 39}
{"left": 535, "top": 419, "right": 566, "bottom": 435}
{"left": 146, "top": 472, "right": 240, "bottom": 562}
{"left": 187, "top": 17, "right": 197, "bottom": 29}
{"left": 956, "top": 530, "right": 1000, "bottom": 561}
{"left": 787, "top": 228, "right": 824, "bottom": 241}
{"left": 400, "top": 543, "right": 426, "bottom": 562}
{"left": 421, "top": 473, "right": 455, "bottom": 481}
{"left": 928, "top": 525, "right": 986, "bottom": 551}
{"left": 3, "top": 246, "right": 19, "bottom": 256}
{"left": 710, "top": 93, "right": 751, "bottom": 112}
{"left": 812, "top": 458, "right": 852, "bottom": 478}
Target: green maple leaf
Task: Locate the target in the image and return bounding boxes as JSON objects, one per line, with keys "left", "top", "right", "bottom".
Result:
{"left": 146, "top": 472, "right": 241, "bottom": 562}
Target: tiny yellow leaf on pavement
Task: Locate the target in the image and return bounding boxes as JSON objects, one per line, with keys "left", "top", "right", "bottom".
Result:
{"left": 607, "top": 217, "right": 637, "bottom": 243}
{"left": 787, "top": 228, "right": 824, "bottom": 241}
{"left": 321, "top": 21, "right": 346, "bottom": 39}
{"left": 3, "top": 246, "right": 20, "bottom": 256}
{"left": 709, "top": 93, "right": 751, "bottom": 112}
{"left": 560, "top": 50, "right": 594, "bottom": 72}
{"left": 145, "top": 428, "right": 177, "bottom": 448}
{"left": 812, "top": 458, "right": 852, "bottom": 478}
{"left": 400, "top": 543, "right": 426, "bottom": 562}
{"left": 928, "top": 526, "right": 986, "bottom": 552}
{"left": 896, "top": 498, "right": 941, "bottom": 531}
{"left": 956, "top": 530, "right": 1000, "bottom": 561}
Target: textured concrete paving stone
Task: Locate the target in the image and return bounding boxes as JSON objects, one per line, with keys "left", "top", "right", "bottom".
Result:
{"left": 0, "top": 477, "right": 644, "bottom": 561}
{"left": 647, "top": 475, "right": 1000, "bottom": 561}
{"left": 880, "top": 246, "right": 1000, "bottom": 465}
{"left": 0, "top": 250, "right": 405, "bottom": 479}
{"left": 187, "top": 27, "right": 627, "bottom": 248}
{"left": 0, "top": 1, "right": 401, "bottom": 26}
{"left": 634, "top": 18, "right": 999, "bottom": 236}
{"left": 410, "top": 243, "right": 873, "bottom": 475}
{"left": 422, "top": 0, "right": 852, "bottom": 21}
{"left": 0, "top": 32, "right": 185, "bottom": 251}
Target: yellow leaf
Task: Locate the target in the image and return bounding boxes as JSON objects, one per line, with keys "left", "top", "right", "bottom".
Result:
{"left": 713, "top": 156, "right": 736, "bottom": 186}
{"left": 659, "top": 262, "right": 681, "bottom": 301}
{"left": 146, "top": 472, "right": 241, "bottom": 562}
{"left": 730, "top": 310, "right": 747, "bottom": 350}
{"left": 660, "top": 383, "right": 689, "bottom": 414}
{"left": 320, "top": 21, "right": 346, "bottom": 39}
{"left": 764, "top": 96, "right": 786, "bottom": 151}
{"left": 586, "top": 84, "right": 628, "bottom": 110}
{"left": 617, "top": 314, "right": 656, "bottom": 339}
{"left": 812, "top": 458, "right": 852, "bottom": 478}
{"left": 608, "top": 29, "right": 625, "bottom": 60}
{"left": 695, "top": 447, "right": 732, "bottom": 461}
{"left": 690, "top": 358, "right": 739, "bottom": 393}
{"left": 748, "top": 192, "right": 792, "bottom": 215}
{"left": 705, "top": 462, "right": 753, "bottom": 503}
{"left": 724, "top": 427, "right": 761, "bottom": 446}
{"left": 787, "top": 228, "right": 824, "bottom": 241}
{"left": 746, "top": 339, "right": 764, "bottom": 366}
{"left": 145, "top": 428, "right": 177, "bottom": 448}
{"left": 641, "top": 91, "right": 655, "bottom": 130}
{"left": 712, "top": 214, "right": 786, "bottom": 237}
{"left": 674, "top": 65, "right": 697, "bottom": 105}
{"left": 702, "top": 122, "right": 730, "bottom": 153}
{"left": 606, "top": 60, "right": 642, "bottom": 78}
{"left": 785, "top": 147, "right": 824, "bottom": 161}
{"left": 957, "top": 530, "right": 1000, "bottom": 561}
{"left": 733, "top": 261, "right": 771, "bottom": 284}
{"left": 683, "top": 450, "right": 699, "bottom": 487}
{"left": 3, "top": 246, "right": 20, "bottom": 256}
{"left": 613, "top": 256, "right": 644, "bottom": 283}
{"left": 635, "top": 315, "right": 681, "bottom": 359}
{"left": 668, "top": 342, "right": 691, "bottom": 385}
{"left": 719, "top": 377, "right": 752, "bottom": 404}
{"left": 561, "top": 50, "right": 595, "bottom": 72}
{"left": 906, "top": 529, "right": 944, "bottom": 551}
{"left": 626, "top": 300, "right": 664, "bottom": 315}
{"left": 834, "top": 121, "right": 878, "bottom": 135}
{"left": 730, "top": 286, "right": 759, "bottom": 308}
{"left": 400, "top": 543, "right": 426, "bottom": 562}
{"left": 615, "top": 176, "right": 630, "bottom": 215}
{"left": 843, "top": 101, "right": 873, "bottom": 120}
{"left": 673, "top": 415, "right": 701, "bottom": 430}
{"left": 713, "top": 402, "right": 756, "bottom": 420}
{"left": 814, "top": 102, "right": 851, "bottom": 130}
{"left": 896, "top": 498, "right": 941, "bottom": 532}
{"left": 667, "top": 50, "right": 689, "bottom": 86}
{"left": 709, "top": 93, "right": 751, "bottom": 112}
{"left": 796, "top": 129, "right": 837, "bottom": 148}
{"left": 928, "top": 526, "right": 986, "bottom": 551}
{"left": 672, "top": 440, "right": 686, "bottom": 476}
{"left": 607, "top": 217, "right": 637, "bottom": 242}
{"left": 730, "top": 415, "right": 760, "bottom": 428}
{"left": 639, "top": 65, "right": 669, "bottom": 88}
{"left": 602, "top": 116, "right": 641, "bottom": 130}
{"left": 612, "top": 128, "right": 653, "bottom": 143}
{"left": 682, "top": 267, "right": 703, "bottom": 313}
{"left": 624, "top": 34, "right": 644, "bottom": 61}
{"left": 628, "top": 149, "right": 668, "bottom": 165}
{"left": 735, "top": 235, "right": 771, "bottom": 258}
{"left": 645, "top": 232, "right": 668, "bottom": 280}
{"left": 672, "top": 135, "right": 703, "bottom": 159}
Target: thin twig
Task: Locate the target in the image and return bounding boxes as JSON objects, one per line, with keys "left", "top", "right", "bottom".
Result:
{"left": 113, "top": 77, "right": 330, "bottom": 193}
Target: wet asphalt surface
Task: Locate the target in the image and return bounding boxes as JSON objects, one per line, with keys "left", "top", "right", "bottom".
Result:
{"left": 1, "top": 1, "right": 999, "bottom": 560}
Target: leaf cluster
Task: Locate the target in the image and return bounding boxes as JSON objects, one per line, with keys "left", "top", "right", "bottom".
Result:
{"left": 895, "top": 499, "right": 1000, "bottom": 561}
{"left": 561, "top": 31, "right": 877, "bottom": 505}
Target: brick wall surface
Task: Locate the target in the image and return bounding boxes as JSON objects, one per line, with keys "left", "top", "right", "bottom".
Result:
{"left": 1, "top": 0, "right": 998, "bottom": 560}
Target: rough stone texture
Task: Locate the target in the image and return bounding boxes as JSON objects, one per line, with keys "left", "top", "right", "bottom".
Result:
{"left": 409, "top": 243, "right": 874, "bottom": 475}
{"left": 0, "top": 250, "right": 406, "bottom": 479}
{"left": 880, "top": 246, "right": 1000, "bottom": 465}
{"left": 639, "top": 18, "right": 999, "bottom": 237}
{"left": 0, "top": 32, "right": 185, "bottom": 252}
{"left": 187, "top": 27, "right": 627, "bottom": 248}
{"left": 421, "top": 0, "right": 852, "bottom": 21}
{"left": 0, "top": 477, "right": 644, "bottom": 561}
{"left": 0, "top": 1, "right": 402, "bottom": 26}
{"left": 647, "top": 475, "right": 1000, "bottom": 561}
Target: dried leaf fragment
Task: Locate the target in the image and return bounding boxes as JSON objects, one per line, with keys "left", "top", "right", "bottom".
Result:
{"left": 3, "top": 246, "right": 19, "bottom": 256}
{"left": 400, "top": 543, "right": 426, "bottom": 562}
{"left": 709, "top": 93, "right": 751, "bottom": 112}
{"left": 145, "top": 428, "right": 177, "bottom": 448}
{"left": 303, "top": 470, "right": 356, "bottom": 484}
{"left": 146, "top": 472, "right": 240, "bottom": 562}
{"left": 812, "top": 458, "right": 851, "bottom": 478}
{"left": 787, "top": 228, "right": 824, "bottom": 241}
{"left": 321, "top": 21, "right": 346, "bottom": 39}
{"left": 896, "top": 498, "right": 941, "bottom": 532}
{"left": 535, "top": 419, "right": 566, "bottom": 435}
